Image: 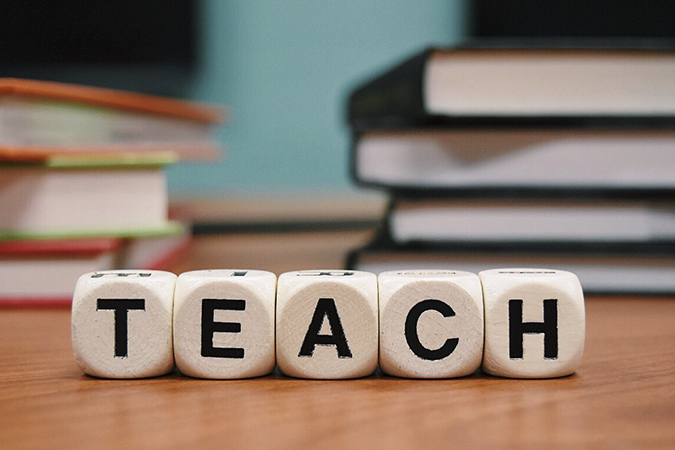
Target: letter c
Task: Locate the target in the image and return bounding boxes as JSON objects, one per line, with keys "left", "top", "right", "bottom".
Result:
{"left": 405, "top": 299, "right": 459, "bottom": 361}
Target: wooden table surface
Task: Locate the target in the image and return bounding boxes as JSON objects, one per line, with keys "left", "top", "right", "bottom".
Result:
{"left": 1, "top": 231, "right": 674, "bottom": 449}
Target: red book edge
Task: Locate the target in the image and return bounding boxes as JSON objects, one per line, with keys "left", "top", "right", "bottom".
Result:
{"left": 0, "top": 237, "right": 122, "bottom": 256}
{"left": 0, "top": 234, "right": 192, "bottom": 309}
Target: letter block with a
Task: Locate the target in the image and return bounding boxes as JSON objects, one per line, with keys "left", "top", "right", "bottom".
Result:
{"left": 378, "top": 270, "right": 484, "bottom": 378}
{"left": 479, "top": 268, "right": 585, "bottom": 379}
{"left": 276, "top": 270, "right": 378, "bottom": 379}
{"left": 71, "top": 270, "right": 176, "bottom": 378}
{"left": 173, "top": 270, "right": 276, "bottom": 379}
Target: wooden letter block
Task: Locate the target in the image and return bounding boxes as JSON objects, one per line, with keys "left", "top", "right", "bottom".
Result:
{"left": 173, "top": 270, "right": 276, "bottom": 379}
{"left": 480, "top": 268, "right": 585, "bottom": 379}
{"left": 378, "top": 270, "right": 484, "bottom": 378}
{"left": 71, "top": 270, "right": 176, "bottom": 378}
{"left": 276, "top": 270, "right": 378, "bottom": 379}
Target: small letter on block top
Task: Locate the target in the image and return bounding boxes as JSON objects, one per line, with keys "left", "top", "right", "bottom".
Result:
{"left": 173, "top": 269, "right": 276, "bottom": 379}
{"left": 378, "top": 270, "right": 484, "bottom": 379}
{"left": 276, "top": 270, "right": 378, "bottom": 379}
{"left": 479, "top": 268, "right": 585, "bottom": 379}
{"left": 71, "top": 270, "right": 176, "bottom": 379}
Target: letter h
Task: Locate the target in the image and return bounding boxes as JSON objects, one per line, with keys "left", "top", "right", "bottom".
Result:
{"left": 508, "top": 299, "right": 558, "bottom": 359}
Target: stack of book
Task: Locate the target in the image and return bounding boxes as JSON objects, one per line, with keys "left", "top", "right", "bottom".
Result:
{"left": 0, "top": 79, "right": 223, "bottom": 306}
{"left": 345, "top": 45, "right": 675, "bottom": 294}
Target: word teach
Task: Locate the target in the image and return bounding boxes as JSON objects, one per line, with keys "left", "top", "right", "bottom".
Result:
{"left": 71, "top": 268, "right": 585, "bottom": 380}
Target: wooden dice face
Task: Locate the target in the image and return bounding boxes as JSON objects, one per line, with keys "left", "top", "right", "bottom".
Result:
{"left": 480, "top": 268, "right": 585, "bottom": 379}
{"left": 378, "top": 270, "right": 484, "bottom": 378}
{"left": 173, "top": 270, "right": 276, "bottom": 379}
{"left": 276, "top": 270, "right": 378, "bottom": 379}
{"left": 71, "top": 270, "right": 176, "bottom": 379}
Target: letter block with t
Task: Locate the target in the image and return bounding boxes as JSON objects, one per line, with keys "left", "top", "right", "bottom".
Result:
{"left": 71, "top": 270, "right": 176, "bottom": 378}
{"left": 276, "top": 270, "right": 378, "bottom": 379}
{"left": 173, "top": 270, "right": 276, "bottom": 379}
{"left": 378, "top": 270, "right": 484, "bottom": 378}
{"left": 479, "top": 268, "right": 585, "bottom": 379}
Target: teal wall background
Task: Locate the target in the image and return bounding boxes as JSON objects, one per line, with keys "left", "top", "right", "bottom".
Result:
{"left": 168, "top": 0, "right": 467, "bottom": 196}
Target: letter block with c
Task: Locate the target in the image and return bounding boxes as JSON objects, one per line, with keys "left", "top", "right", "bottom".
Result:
{"left": 378, "top": 270, "right": 484, "bottom": 378}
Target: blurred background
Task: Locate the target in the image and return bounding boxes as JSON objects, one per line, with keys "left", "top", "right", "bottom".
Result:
{"left": 3, "top": 0, "right": 673, "bottom": 197}
{"left": 3, "top": 0, "right": 675, "bottom": 294}
{"left": 0, "top": 0, "right": 466, "bottom": 197}
{"left": 180, "top": 0, "right": 466, "bottom": 196}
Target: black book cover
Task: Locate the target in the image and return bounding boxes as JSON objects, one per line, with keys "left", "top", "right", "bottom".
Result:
{"left": 346, "top": 44, "right": 675, "bottom": 129}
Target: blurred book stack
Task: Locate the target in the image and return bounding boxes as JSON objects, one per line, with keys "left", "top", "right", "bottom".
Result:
{"left": 345, "top": 45, "right": 675, "bottom": 294}
{"left": 0, "top": 79, "right": 224, "bottom": 305}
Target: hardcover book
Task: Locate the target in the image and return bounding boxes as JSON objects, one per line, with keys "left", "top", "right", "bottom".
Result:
{"left": 387, "top": 198, "right": 675, "bottom": 246}
{"left": 0, "top": 78, "right": 225, "bottom": 162}
{"left": 348, "top": 46, "right": 675, "bottom": 127}
{"left": 0, "top": 156, "right": 179, "bottom": 240}
{"left": 346, "top": 236, "right": 675, "bottom": 295}
{"left": 0, "top": 228, "right": 190, "bottom": 306}
{"left": 351, "top": 127, "right": 675, "bottom": 197}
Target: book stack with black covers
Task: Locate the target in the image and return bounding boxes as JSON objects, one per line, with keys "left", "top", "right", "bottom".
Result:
{"left": 345, "top": 45, "right": 675, "bottom": 294}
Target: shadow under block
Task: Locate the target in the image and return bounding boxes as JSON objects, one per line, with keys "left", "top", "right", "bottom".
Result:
{"left": 276, "top": 270, "right": 378, "bottom": 379}
{"left": 479, "top": 268, "right": 585, "bottom": 379}
{"left": 71, "top": 270, "right": 176, "bottom": 379}
{"left": 378, "top": 270, "right": 484, "bottom": 378}
{"left": 173, "top": 270, "right": 276, "bottom": 379}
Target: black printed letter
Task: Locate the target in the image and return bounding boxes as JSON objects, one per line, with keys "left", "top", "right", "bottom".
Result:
{"left": 509, "top": 299, "right": 558, "bottom": 359}
{"left": 201, "top": 299, "right": 246, "bottom": 359}
{"left": 405, "top": 299, "right": 459, "bottom": 361}
{"left": 299, "top": 298, "right": 352, "bottom": 358}
{"left": 96, "top": 299, "right": 145, "bottom": 357}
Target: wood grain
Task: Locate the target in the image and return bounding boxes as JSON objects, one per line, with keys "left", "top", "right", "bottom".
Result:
{"left": 1, "top": 298, "right": 674, "bottom": 449}
{"left": 1, "top": 232, "right": 674, "bottom": 449}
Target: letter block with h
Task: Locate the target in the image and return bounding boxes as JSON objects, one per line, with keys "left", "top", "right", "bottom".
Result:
{"left": 479, "top": 269, "right": 585, "bottom": 379}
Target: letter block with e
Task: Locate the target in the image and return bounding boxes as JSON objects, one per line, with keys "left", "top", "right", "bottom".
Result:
{"left": 173, "top": 270, "right": 276, "bottom": 379}
{"left": 275, "top": 270, "right": 378, "bottom": 379}
{"left": 479, "top": 268, "right": 585, "bottom": 379}
{"left": 71, "top": 270, "right": 176, "bottom": 378}
{"left": 378, "top": 270, "right": 484, "bottom": 378}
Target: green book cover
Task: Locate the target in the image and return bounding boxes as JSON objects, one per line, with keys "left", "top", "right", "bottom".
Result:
{"left": 0, "top": 221, "right": 185, "bottom": 242}
{"left": 0, "top": 151, "right": 177, "bottom": 170}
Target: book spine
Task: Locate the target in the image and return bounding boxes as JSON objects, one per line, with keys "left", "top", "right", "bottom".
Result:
{"left": 347, "top": 49, "right": 433, "bottom": 128}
